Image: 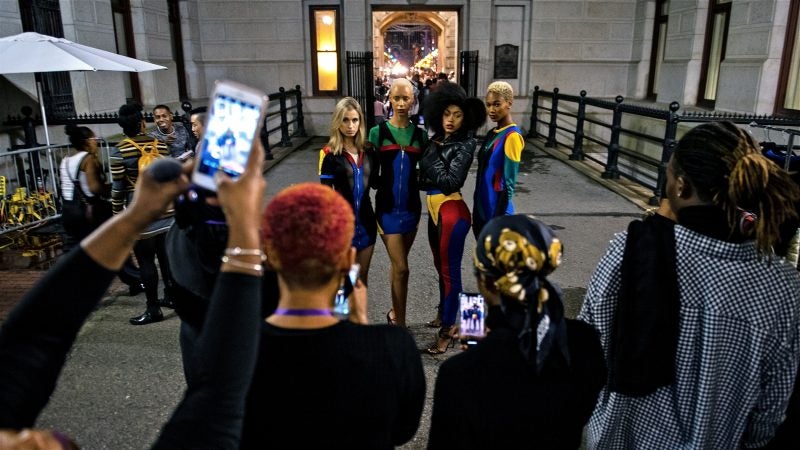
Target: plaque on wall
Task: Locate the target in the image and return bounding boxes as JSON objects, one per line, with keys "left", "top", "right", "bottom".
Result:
{"left": 494, "top": 44, "right": 519, "bottom": 79}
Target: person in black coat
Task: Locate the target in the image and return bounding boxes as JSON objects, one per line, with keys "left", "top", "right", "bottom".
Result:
{"left": 0, "top": 144, "right": 268, "bottom": 449}
{"left": 427, "top": 215, "right": 606, "bottom": 449}
{"left": 418, "top": 82, "right": 485, "bottom": 353}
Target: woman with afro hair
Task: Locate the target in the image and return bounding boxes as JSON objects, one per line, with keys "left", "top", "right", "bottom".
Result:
{"left": 418, "top": 82, "right": 486, "bottom": 354}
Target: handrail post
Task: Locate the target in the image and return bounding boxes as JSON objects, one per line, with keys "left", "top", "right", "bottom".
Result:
{"left": 279, "top": 87, "right": 292, "bottom": 147}
{"left": 528, "top": 86, "right": 539, "bottom": 138}
{"left": 546, "top": 87, "right": 559, "bottom": 147}
{"left": 571, "top": 90, "right": 587, "bottom": 160}
{"left": 294, "top": 85, "right": 307, "bottom": 137}
{"left": 651, "top": 101, "right": 680, "bottom": 204}
{"left": 260, "top": 125, "right": 274, "bottom": 160}
{"left": 602, "top": 95, "right": 624, "bottom": 179}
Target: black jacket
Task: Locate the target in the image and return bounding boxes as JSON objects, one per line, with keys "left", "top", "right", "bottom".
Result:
{"left": 419, "top": 132, "right": 477, "bottom": 195}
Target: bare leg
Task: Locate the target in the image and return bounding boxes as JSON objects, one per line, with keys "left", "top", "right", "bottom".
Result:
{"left": 380, "top": 230, "right": 417, "bottom": 327}
{"left": 355, "top": 244, "right": 375, "bottom": 286}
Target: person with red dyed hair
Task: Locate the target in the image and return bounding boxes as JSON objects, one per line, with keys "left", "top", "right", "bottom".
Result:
{"left": 239, "top": 182, "right": 425, "bottom": 448}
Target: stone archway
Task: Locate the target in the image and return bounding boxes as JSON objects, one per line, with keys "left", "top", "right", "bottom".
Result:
{"left": 372, "top": 11, "right": 458, "bottom": 78}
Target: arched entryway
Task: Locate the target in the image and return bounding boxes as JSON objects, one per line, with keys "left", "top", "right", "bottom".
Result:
{"left": 372, "top": 11, "right": 458, "bottom": 79}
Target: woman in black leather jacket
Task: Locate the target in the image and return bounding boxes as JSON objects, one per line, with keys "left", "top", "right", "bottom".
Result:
{"left": 418, "top": 83, "right": 486, "bottom": 354}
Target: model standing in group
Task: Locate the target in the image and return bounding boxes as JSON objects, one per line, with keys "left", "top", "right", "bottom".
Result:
{"left": 319, "top": 97, "right": 377, "bottom": 283}
{"left": 418, "top": 83, "right": 486, "bottom": 353}
{"left": 473, "top": 81, "right": 525, "bottom": 237}
{"left": 368, "top": 78, "right": 427, "bottom": 327}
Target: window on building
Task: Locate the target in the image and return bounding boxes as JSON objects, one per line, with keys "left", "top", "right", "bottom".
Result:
{"left": 310, "top": 6, "right": 340, "bottom": 95}
{"left": 776, "top": 0, "right": 800, "bottom": 116}
{"left": 697, "top": 0, "right": 731, "bottom": 107}
{"left": 647, "top": 0, "right": 669, "bottom": 98}
{"left": 19, "top": 0, "right": 75, "bottom": 117}
{"left": 111, "top": 0, "right": 140, "bottom": 103}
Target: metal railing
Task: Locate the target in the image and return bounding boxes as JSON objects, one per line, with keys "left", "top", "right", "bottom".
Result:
{"left": 4, "top": 85, "right": 308, "bottom": 161}
{"left": 529, "top": 86, "right": 800, "bottom": 205}
{"left": 0, "top": 140, "right": 114, "bottom": 236}
{"left": 1, "top": 86, "right": 307, "bottom": 235}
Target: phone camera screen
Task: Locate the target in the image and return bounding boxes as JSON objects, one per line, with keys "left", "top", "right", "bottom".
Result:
{"left": 197, "top": 94, "right": 261, "bottom": 178}
{"left": 459, "top": 293, "right": 486, "bottom": 339}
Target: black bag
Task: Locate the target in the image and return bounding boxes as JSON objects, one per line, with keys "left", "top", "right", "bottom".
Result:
{"left": 61, "top": 154, "right": 112, "bottom": 239}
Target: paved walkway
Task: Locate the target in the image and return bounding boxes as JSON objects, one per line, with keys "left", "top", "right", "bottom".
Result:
{"left": 5, "top": 135, "right": 644, "bottom": 449}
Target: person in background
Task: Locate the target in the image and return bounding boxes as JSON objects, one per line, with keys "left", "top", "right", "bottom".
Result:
{"left": 428, "top": 215, "right": 606, "bottom": 449}
{"left": 148, "top": 104, "right": 193, "bottom": 161}
{"left": 418, "top": 83, "right": 485, "bottom": 353}
{"left": 368, "top": 78, "right": 427, "bottom": 327}
{"left": 319, "top": 97, "right": 378, "bottom": 285}
{"left": 112, "top": 104, "right": 175, "bottom": 325}
{"left": 59, "top": 124, "right": 111, "bottom": 249}
{"left": 374, "top": 94, "right": 387, "bottom": 125}
{"left": 579, "top": 121, "right": 800, "bottom": 448}
{"left": 473, "top": 81, "right": 525, "bottom": 237}
{"left": 189, "top": 106, "right": 207, "bottom": 155}
{"left": 0, "top": 144, "right": 266, "bottom": 449}
{"left": 240, "top": 183, "right": 425, "bottom": 448}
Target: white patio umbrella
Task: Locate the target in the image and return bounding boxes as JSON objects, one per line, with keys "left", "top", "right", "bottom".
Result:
{"left": 0, "top": 31, "right": 167, "bottom": 145}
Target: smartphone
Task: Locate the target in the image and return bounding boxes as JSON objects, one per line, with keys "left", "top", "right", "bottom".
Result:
{"left": 459, "top": 292, "right": 486, "bottom": 347}
{"left": 333, "top": 264, "right": 360, "bottom": 318}
{"left": 192, "top": 80, "right": 267, "bottom": 191}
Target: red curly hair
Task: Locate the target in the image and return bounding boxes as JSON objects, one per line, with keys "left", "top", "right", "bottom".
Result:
{"left": 261, "top": 183, "right": 354, "bottom": 287}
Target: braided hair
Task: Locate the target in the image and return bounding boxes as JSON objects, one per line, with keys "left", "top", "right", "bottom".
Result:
{"left": 672, "top": 121, "right": 800, "bottom": 254}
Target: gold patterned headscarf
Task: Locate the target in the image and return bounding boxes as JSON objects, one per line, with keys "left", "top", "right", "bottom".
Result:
{"left": 473, "top": 215, "right": 569, "bottom": 372}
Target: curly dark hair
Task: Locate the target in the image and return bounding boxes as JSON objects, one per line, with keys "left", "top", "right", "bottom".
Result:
{"left": 422, "top": 82, "right": 486, "bottom": 137}
{"left": 118, "top": 103, "right": 144, "bottom": 137}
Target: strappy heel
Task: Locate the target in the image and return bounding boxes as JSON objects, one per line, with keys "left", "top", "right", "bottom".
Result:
{"left": 386, "top": 309, "right": 397, "bottom": 325}
{"left": 423, "top": 326, "right": 458, "bottom": 355}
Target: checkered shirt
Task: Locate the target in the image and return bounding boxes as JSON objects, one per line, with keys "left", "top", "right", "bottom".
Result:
{"left": 579, "top": 225, "right": 800, "bottom": 449}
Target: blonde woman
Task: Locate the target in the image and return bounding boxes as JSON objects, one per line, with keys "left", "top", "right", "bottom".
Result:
{"left": 319, "top": 97, "right": 377, "bottom": 283}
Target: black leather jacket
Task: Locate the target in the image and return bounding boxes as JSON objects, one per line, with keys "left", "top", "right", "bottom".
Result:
{"left": 418, "top": 131, "right": 477, "bottom": 195}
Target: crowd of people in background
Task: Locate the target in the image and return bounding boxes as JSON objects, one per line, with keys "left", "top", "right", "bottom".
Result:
{"left": 1, "top": 69, "right": 799, "bottom": 450}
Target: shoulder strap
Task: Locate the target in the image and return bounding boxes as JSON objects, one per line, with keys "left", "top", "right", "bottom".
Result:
{"left": 122, "top": 137, "right": 145, "bottom": 152}
{"left": 71, "top": 152, "right": 89, "bottom": 182}
{"left": 70, "top": 153, "right": 91, "bottom": 201}
{"left": 378, "top": 121, "right": 396, "bottom": 146}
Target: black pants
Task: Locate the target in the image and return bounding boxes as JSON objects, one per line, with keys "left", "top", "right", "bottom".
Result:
{"left": 133, "top": 233, "right": 172, "bottom": 310}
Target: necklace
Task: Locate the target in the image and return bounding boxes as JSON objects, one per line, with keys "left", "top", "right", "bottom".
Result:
{"left": 153, "top": 125, "right": 175, "bottom": 139}
{"left": 273, "top": 308, "right": 333, "bottom": 317}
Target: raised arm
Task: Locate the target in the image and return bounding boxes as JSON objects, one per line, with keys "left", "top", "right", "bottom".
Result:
{"left": 152, "top": 140, "right": 266, "bottom": 449}
{"left": 0, "top": 159, "right": 189, "bottom": 429}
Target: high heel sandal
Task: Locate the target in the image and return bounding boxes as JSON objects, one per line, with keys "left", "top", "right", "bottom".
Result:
{"left": 386, "top": 309, "right": 397, "bottom": 326}
{"left": 423, "top": 326, "right": 458, "bottom": 355}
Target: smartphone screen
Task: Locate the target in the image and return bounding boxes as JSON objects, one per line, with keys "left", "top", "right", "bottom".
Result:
{"left": 333, "top": 264, "right": 360, "bottom": 319}
{"left": 196, "top": 91, "right": 262, "bottom": 180}
{"left": 459, "top": 292, "right": 486, "bottom": 346}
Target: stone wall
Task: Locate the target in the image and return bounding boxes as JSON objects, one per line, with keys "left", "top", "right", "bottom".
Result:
{"left": 531, "top": 1, "right": 638, "bottom": 98}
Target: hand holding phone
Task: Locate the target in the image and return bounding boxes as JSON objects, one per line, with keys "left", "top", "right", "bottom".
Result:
{"left": 333, "top": 264, "right": 360, "bottom": 320}
{"left": 459, "top": 292, "right": 486, "bottom": 347}
{"left": 192, "top": 80, "right": 267, "bottom": 192}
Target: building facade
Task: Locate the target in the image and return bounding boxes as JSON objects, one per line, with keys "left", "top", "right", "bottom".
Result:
{"left": 2, "top": 0, "right": 799, "bottom": 138}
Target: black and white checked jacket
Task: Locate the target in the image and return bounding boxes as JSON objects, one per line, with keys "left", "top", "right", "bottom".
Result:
{"left": 579, "top": 225, "right": 800, "bottom": 449}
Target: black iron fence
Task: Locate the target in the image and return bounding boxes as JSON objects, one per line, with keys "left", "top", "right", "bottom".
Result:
{"left": 4, "top": 85, "right": 307, "bottom": 161}
{"left": 0, "top": 86, "right": 307, "bottom": 235}
{"left": 529, "top": 86, "right": 800, "bottom": 205}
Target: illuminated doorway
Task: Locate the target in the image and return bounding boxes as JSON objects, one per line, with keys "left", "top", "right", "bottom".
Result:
{"left": 372, "top": 10, "right": 458, "bottom": 81}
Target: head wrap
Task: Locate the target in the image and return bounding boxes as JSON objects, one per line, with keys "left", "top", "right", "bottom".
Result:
{"left": 473, "top": 214, "right": 569, "bottom": 372}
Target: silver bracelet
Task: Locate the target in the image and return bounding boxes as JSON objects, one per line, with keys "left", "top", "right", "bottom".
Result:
{"left": 224, "top": 247, "right": 267, "bottom": 261}
{"left": 221, "top": 255, "right": 264, "bottom": 273}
